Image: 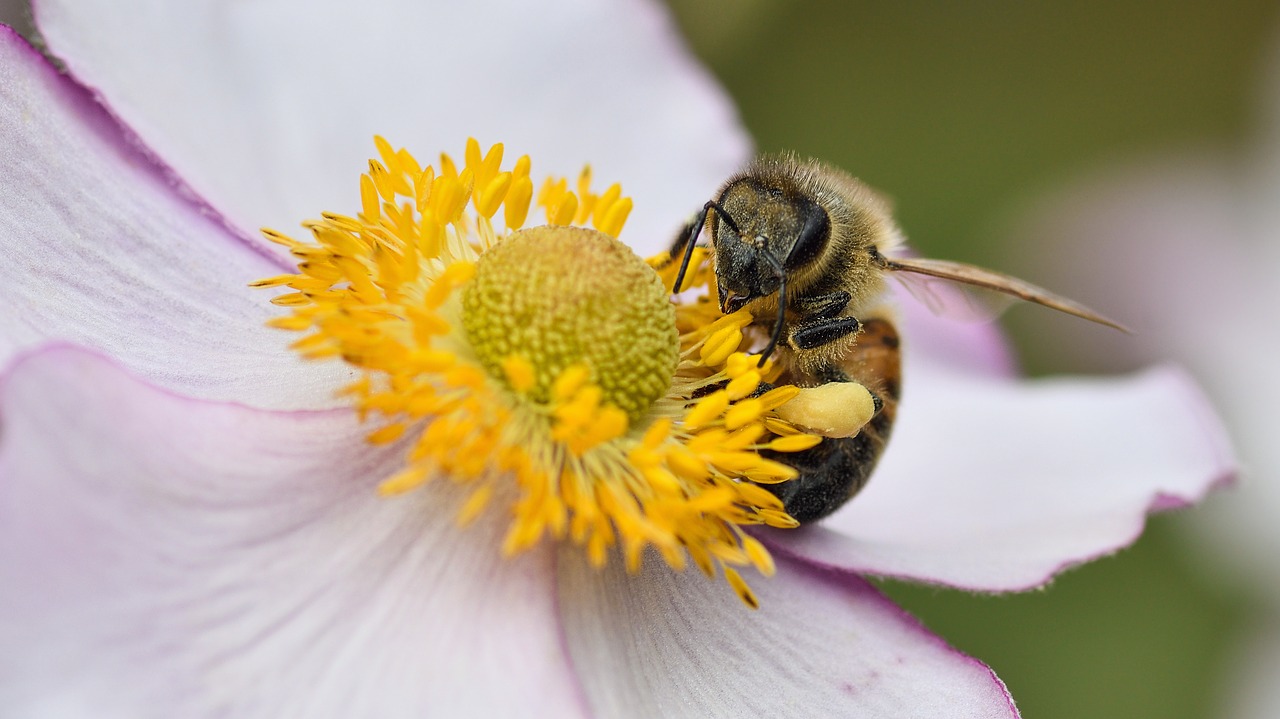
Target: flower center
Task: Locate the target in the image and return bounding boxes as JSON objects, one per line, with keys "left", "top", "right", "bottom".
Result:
{"left": 256, "top": 138, "right": 830, "bottom": 609}
{"left": 463, "top": 226, "right": 677, "bottom": 423}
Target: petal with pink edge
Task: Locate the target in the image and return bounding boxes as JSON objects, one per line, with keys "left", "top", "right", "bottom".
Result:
{"left": 761, "top": 365, "right": 1235, "bottom": 591}
{"left": 0, "top": 29, "right": 348, "bottom": 409}
{"left": 0, "top": 346, "right": 589, "bottom": 718}
{"left": 35, "top": 0, "right": 751, "bottom": 257}
{"left": 556, "top": 548, "right": 1019, "bottom": 719}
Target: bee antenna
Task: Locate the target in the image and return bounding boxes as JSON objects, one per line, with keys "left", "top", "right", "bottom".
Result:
{"left": 755, "top": 245, "right": 787, "bottom": 368}
{"left": 672, "top": 201, "right": 738, "bottom": 294}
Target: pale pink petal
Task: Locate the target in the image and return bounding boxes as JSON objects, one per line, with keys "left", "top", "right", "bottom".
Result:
{"left": 35, "top": 0, "right": 750, "bottom": 256}
{"left": 1005, "top": 160, "right": 1280, "bottom": 591}
{"left": 761, "top": 365, "right": 1235, "bottom": 591}
{"left": 0, "top": 29, "right": 348, "bottom": 409}
{"left": 0, "top": 346, "right": 589, "bottom": 718}
{"left": 556, "top": 549, "right": 1018, "bottom": 719}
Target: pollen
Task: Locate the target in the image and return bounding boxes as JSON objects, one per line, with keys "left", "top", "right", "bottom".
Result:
{"left": 257, "top": 138, "right": 826, "bottom": 608}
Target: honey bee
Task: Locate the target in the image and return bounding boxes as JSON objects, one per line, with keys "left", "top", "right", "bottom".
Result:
{"left": 670, "top": 154, "right": 1124, "bottom": 523}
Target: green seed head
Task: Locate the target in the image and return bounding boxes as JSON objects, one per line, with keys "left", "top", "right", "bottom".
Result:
{"left": 462, "top": 225, "right": 678, "bottom": 423}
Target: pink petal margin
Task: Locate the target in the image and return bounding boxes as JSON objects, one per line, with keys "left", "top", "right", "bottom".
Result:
{"left": 555, "top": 547, "right": 1019, "bottom": 718}
{"left": 761, "top": 365, "right": 1237, "bottom": 593}
{"left": 0, "top": 344, "right": 592, "bottom": 719}
{"left": 0, "top": 27, "right": 349, "bottom": 409}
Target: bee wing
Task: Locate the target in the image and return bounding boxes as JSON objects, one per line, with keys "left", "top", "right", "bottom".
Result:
{"left": 881, "top": 255, "right": 1130, "bottom": 332}
{"left": 889, "top": 270, "right": 1016, "bottom": 325}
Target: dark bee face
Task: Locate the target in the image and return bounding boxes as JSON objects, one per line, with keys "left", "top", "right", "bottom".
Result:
{"left": 710, "top": 177, "right": 830, "bottom": 313}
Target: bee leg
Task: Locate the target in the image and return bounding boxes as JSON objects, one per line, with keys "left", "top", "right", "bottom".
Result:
{"left": 761, "top": 317, "right": 901, "bottom": 524}
{"left": 791, "top": 291, "right": 851, "bottom": 319}
{"left": 790, "top": 316, "right": 862, "bottom": 350}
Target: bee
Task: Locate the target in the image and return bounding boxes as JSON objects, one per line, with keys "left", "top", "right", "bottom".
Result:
{"left": 669, "top": 154, "right": 1124, "bottom": 523}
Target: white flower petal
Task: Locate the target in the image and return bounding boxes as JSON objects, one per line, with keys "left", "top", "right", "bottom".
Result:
{"left": 0, "top": 346, "right": 589, "bottom": 719}
{"left": 556, "top": 548, "right": 1018, "bottom": 719}
{"left": 34, "top": 0, "right": 750, "bottom": 256}
{"left": 0, "top": 29, "right": 348, "bottom": 409}
{"left": 762, "top": 365, "right": 1235, "bottom": 591}
{"left": 1006, "top": 160, "right": 1280, "bottom": 597}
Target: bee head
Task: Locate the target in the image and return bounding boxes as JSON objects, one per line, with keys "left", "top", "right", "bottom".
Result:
{"left": 711, "top": 177, "right": 829, "bottom": 314}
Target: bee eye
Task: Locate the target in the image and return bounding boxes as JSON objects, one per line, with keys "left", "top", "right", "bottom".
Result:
{"left": 783, "top": 200, "right": 830, "bottom": 270}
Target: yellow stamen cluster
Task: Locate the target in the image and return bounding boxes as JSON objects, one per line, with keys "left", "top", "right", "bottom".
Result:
{"left": 256, "top": 138, "right": 824, "bottom": 608}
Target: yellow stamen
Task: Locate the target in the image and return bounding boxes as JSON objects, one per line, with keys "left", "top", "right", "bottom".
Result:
{"left": 258, "top": 139, "right": 830, "bottom": 610}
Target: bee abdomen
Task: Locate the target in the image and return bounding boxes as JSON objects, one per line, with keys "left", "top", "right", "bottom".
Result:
{"left": 762, "top": 317, "right": 901, "bottom": 524}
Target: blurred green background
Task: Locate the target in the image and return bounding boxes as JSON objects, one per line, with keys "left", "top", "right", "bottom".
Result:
{"left": 662, "top": 1, "right": 1274, "bottom": 717}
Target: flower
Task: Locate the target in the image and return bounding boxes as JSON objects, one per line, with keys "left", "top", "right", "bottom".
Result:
{"left": 258, "top": 139, "right": 819, "bottom": 606}
{"left": 0, "top": 1, "right": 1235, "bottom": 716}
